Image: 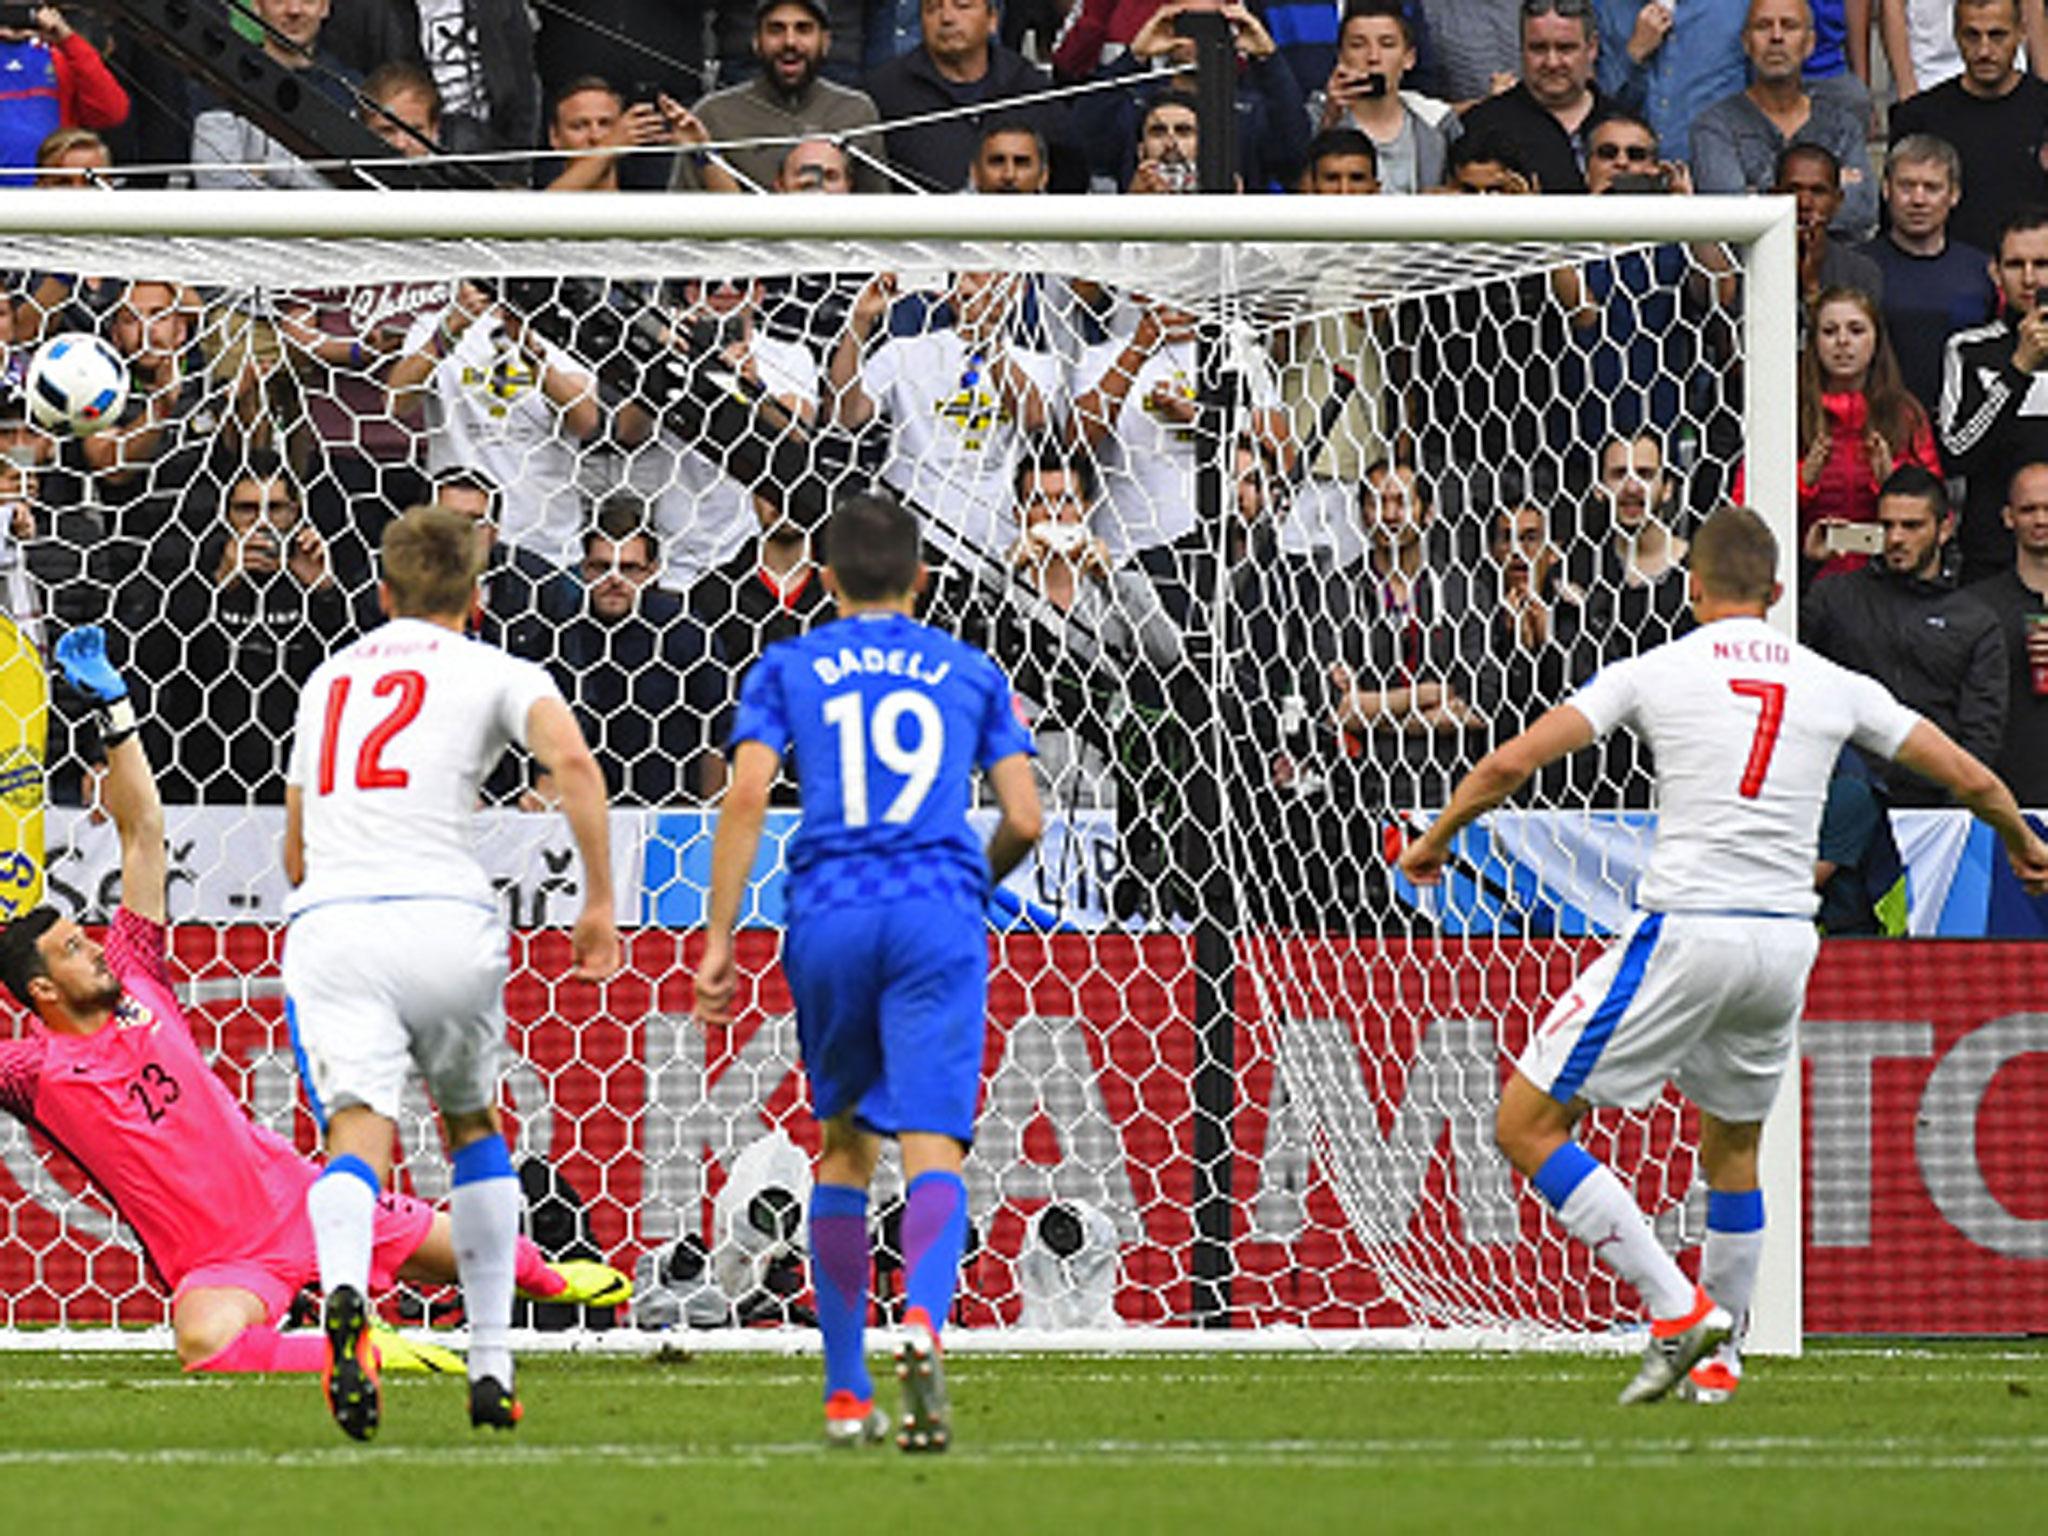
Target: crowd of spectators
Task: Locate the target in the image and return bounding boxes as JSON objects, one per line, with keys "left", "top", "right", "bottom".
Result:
{"left": 4, "top": 0, "right": 2048, "bottom": 932}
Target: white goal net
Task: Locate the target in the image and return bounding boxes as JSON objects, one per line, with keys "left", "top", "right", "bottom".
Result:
{"left": 0, "top": 193, "right": 1798, "bottom": 1348}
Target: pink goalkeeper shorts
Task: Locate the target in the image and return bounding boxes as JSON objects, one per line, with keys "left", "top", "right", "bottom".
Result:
{"left": 172, "top": 1189, "right": 439, "bottom": 1323}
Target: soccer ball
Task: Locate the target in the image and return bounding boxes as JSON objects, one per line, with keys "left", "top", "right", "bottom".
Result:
{"left": 24, "top": 332, "right": 131, "bottom": 437}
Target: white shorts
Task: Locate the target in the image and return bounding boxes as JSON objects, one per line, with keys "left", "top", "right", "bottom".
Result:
{"left": 283, "top": 898, "right": 510, "bottom": 1123}
{"left": 1516, "top": 910, "right": 1819, "bottom": 1123}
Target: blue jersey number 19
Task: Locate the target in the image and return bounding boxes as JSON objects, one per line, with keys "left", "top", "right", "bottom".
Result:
{"left": 822, "top": 687, "right": 946, "bottom": 826}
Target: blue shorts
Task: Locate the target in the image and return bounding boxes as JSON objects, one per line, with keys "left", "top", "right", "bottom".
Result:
{"left": 782, "top": 896, "right": 988, "bottom": 1145}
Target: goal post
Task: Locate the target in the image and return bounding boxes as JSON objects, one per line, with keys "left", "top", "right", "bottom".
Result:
{"left": 0, "top": 190, "right": 1802, "bottom": 1351}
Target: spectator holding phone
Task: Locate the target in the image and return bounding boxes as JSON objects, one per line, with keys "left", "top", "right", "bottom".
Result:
{"left": 1551, "top": 108, "right": 1738, "bottom": 458}
{"left": 1076, "top": 2, "right": 1310, "bottom": 194}
{"left": 0, "top": 4, "right": 128, "bottom": 188}
{"left": 542, "top": 75, "right": 710, "bottom": 193}
{"left": 1939, "top": 207, "right": 2048, "bottom": 585}
{"left": 1128, "top": 91, "right": 1202, "bottom": 193}
{"left": 131, "top": 454, "right": 353, "bottom": 805}
{"left": 1310, "top": 0, "right": 1453, "bottom": 195}
{"left": 775, "top": 135, "right": 855, "bottom": 192}
{"left": 1799, "top": 285, "right": 1942, "bottom": 582}
{"left": 1803, "top": 464, "right": 2008, "bottom": 808}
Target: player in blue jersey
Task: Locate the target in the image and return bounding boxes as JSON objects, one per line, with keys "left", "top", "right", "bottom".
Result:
{"left": 694, "top": 493, "right": 1043, "bottom": 1453}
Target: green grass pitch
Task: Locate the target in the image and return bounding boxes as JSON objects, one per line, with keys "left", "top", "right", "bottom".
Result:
{"left": 0, "top": 1345, "right": 2042, "bottom": 1532}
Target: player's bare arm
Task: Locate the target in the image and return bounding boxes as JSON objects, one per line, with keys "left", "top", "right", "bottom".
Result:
{"left": 1399, "top": 704, "right": 1596, "bottom": 886}
{"left": 54, "top": 628, "right": 166, "bottom": 923}
{"left": 282, "top": 784, "right": 305, "bottom": 888}
{"left": 1891, "top": 720, "right": 2048, "bottom": 892}
{"left": 694, "top": 738, "right": 778, "bottom": 1026}
{"left": 525, "top": 695, "right": 622, "bottom": 980}
{"left": 983, "top": 752, "right": 1044, "bottom": 885}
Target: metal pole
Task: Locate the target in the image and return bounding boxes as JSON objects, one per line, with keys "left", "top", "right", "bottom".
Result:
{"left": 1181, "top": 11, "right": 1239, "bottom": 197}
{"left": 1181, "top": 8, "right": 1238, "bottom": 1328}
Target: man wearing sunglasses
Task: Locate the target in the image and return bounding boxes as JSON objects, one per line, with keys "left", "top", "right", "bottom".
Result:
{"left": 1553, "top": 109, "right": 1741, "bottom": 487}
{"left": 1581, "top": 104, "right": 1690, "bottom": 192}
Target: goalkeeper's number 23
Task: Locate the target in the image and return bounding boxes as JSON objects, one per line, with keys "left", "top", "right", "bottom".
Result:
{"left": 823, "top": 687, "right": 944, "bottom": 827}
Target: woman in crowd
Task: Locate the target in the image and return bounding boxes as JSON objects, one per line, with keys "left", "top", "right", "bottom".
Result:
{"left": 1797, "top": 285, "right": 1942, "bottom": 582}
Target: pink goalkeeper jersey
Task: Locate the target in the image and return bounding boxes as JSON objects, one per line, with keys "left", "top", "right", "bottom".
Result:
{"left": 0, "top": 909, "right": 316, "bottom": 1288}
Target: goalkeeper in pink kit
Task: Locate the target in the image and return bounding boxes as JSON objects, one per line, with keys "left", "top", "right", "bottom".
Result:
{"left": 0, "top": 627, "right": 628, "bottom": 1379}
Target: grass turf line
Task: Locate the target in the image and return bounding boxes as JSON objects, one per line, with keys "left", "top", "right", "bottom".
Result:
{"left": 0, "top": 1345, "right": 2041, "bottom": 1532}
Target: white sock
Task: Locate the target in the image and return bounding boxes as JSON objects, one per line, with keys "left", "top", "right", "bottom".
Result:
{"left": 451, "top": 1175, "right": 521, "bottom": 1386}
{"left": 307, "top": 1168, "right": 375, "bottom": 1301}
{"left": 1700, "top": 1227, "right": 1764, "bottom": 1361}
{"left": 1555, "top": 1164, "right": 1698, "bottom": 1321}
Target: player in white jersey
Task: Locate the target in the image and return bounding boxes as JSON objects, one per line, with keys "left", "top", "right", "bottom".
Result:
{"left": 282, "top": 505, "right": 621, "bottom": 1440}
{"left": 1401, "top": 506, "right": 2048, "bottom": 1405}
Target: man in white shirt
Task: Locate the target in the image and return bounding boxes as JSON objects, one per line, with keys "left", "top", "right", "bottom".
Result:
{"left": 386, "top": 281, "right": 601, "bottom": 566}
{"left": 1071, "top": 298, "right": 1290, "bottom": 623}
{"left": 1402, "top": 504, "right": 2048, "bottom": 1406}
{"left": 610, "top": 276, "right": 820, "bottom": 593}
{"left": 285, "top": 505, "right": 619, "bottom": 1439}
{"left": 828, "top": 268, "right": 1058, "bottom": 569}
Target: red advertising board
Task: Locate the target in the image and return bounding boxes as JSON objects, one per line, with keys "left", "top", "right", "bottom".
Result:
{"left": 1802, "top": 943, "right": 2048, "bottom": 1333}
{"left": 0, "top": 929, "right": 2041, "bottom": 1333}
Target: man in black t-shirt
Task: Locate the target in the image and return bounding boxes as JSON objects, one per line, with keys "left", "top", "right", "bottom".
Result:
{"left": 1461, "top": 0, "right": 1605, "bottom": 192}
{"left": 1889, "top": 0, "right": 2048, "bottom": 255}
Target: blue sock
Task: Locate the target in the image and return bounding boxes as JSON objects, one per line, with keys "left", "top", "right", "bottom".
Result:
{"left": 1530, "top": 1142, "right": 1599, "bottom": 1210}
{"left": 1707, "top": 1188, "right": 1765, "bottom": 1233}
{"left": 899, "top": 1170, "right": 968, "bottom": 1336}
{"left": 809, "top": 1184, "right": 872, "bottom": 1402}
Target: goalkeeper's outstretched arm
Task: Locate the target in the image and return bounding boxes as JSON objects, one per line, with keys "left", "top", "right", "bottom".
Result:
{"left": 101, "top": 727, "right": 167, "bottom": 926}
{"left": 54, "top": 628, "right": 166, "bottom": 923}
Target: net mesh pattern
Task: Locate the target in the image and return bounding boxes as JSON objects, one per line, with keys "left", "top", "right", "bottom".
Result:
{"left": 0, "top": 225, "right": 1757, "bottom": 1334}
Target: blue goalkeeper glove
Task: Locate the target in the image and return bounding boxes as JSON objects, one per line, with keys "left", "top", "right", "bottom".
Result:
{"left": 55, "top": 626, "right": 139, "bottom": 750}
{"left": 54, "top": 626, "right": 127, "bottom": 703}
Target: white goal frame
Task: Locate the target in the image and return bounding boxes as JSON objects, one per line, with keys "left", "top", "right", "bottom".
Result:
{"left": 0, "top": 191, "right": 1802, "bottom": 1355}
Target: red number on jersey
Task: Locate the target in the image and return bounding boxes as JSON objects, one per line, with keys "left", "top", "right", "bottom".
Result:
{"left": 1728, "top": 679, "right": 1787, "bottom": 799}
{"left": 316, "top": 676, "right": 351, "bottom": 795}
{"left": 316, "top": 670, "right": 428, "bottom": 794}
{"left": 357, "top": 671, "right": 427, "bottom": 789}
